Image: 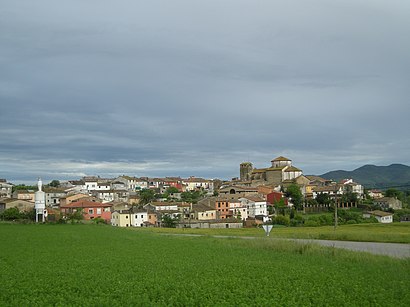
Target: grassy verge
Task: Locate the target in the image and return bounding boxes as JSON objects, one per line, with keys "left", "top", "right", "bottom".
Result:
{"left": 136, "top": 222, "right": 410, "bottom": 243}
{"left": 1, "top": 224, "right": 408, "bottom": 306}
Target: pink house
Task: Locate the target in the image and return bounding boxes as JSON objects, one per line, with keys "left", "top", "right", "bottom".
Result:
{"left": 60, "top": 200, "right": 112, "bottom": 222}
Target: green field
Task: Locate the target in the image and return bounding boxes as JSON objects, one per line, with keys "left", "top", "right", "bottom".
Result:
{"left": 0, "top": 224, "right": 409, "bottom": 306}
{"left": 138, "top": 222, "right": 410, "bottom": 243}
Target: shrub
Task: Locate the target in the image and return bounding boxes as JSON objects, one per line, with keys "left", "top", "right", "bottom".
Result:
{"left": 0, "top": 207, "right": 21, "bottom": 220}
{"left": 290, "top": 214, "right": 304, "bottom": 227}
{"left": 92, "top": 217, "right": 107, "bottom": 225}
{"left": 273, "top": 215, "right": 290, "bottom": 226}
{"left": 318, "top": 214, "right": 333, "bottom": 226}
{"left": 304, "top": 220, "right": 320, "bottom": 227}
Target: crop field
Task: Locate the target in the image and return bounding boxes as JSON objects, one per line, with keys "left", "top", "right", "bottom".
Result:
{"left": 140, "top": 222, "right": 410, "bottom": 243}
{"left": 0, "top": 224, "right": 409, "bottom": 306}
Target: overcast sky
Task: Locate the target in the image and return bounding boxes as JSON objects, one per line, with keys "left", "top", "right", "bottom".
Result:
{"left": 1, "top": 0, "right": 410, "bottom": 184}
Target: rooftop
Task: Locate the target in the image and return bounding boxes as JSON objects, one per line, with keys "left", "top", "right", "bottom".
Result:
{"left": 271, "top": 156, "right": 291, "bottom": 162}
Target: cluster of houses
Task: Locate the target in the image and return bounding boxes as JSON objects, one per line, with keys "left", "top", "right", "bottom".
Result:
{"left": 0, "top": 156, "right": 405, "bottom": 226}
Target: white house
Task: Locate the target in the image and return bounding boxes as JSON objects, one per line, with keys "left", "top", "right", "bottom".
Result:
{"left": 83, "top": 177, "right": 99, "bottom": 192}
{"left": 135, "top": 179, "right": 148, "bottom": 190}
{"left": 312, "top": 185, "right": 344, "bottom": 199}
{"left": 239, "top": 197, "right": 268, "bottom": 221}
{"left": 94, "top": 190, "right": 115, "bottom": 203}
{"left": 229, "top": 200, "right": 248, "bottom": 221}
{"left": 183, "top": 177, "right": 214, "bottom": 193}
{"left": 341, "top": 179, "right": 364, "bottom": 199}
{"left": 95, "top": 182, "right": 111, "bottom": 191}
{"left": 115, "top": 176, "right": 144, "bottom": 191}
{"left": 132, "top": 210, "right": 149, "bottom": 227}
{"left": 150, "top": 202, "right": 179, "bottom": 211}
{"left": 0, "top": 179, "right": 13, "bottom": 198}
{"left": 363, "top": 210, "right": 393, "bottom": 224}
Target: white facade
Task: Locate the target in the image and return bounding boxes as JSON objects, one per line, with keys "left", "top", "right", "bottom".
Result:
{"left": 133, "top": 211, "right": 149, "bottom": 227}
{"left": 363, "top": 211, "right": 393, "bottom": 224}
{"left": 183, "top": 178, "right": 214, "bottom": 192}
{"left": 153, "top": 203, "right": 178, "bottom": 211}
{"left": 84, "top": 180, "right": 98, "bottom": 191}
{"left": 239, "top": 198, "right": 268, "bottom": 218}
{"left": 312, "top": 186, "right": 344, "bottom": 199}
{"left": 229, "top": 201, "right": 248, "bottom": 221}
{"left": 95, "top": 183, "right": 111, "bottom": 191}
{"left": 376, "top": 215, "right": 393, "bottom": 223}
{"left": 282, "top": 168, "right": 303, "bottom": 181}
{"left": 135, "top": 180, "right": 148, "bottom": 190}
{"left": 231, "top": 207, "right": 248, "bottom": 221}
{"left": 96, "top": 191, "right": 115, "bottom": 203}
{"left": 115, "top": 176, "right": 143, "bottom": 191}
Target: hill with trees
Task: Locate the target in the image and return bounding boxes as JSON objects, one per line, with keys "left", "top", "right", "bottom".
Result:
{"left": 320, "top": 164, "right": 410, "bottom": 189}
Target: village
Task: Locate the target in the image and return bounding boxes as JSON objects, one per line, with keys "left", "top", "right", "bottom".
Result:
{"left": 0, "top": 156, "right": 406, "bottom": 227}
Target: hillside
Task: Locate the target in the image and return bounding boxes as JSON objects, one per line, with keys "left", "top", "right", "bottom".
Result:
{"left": 320, "top": 164, "right": 410, "bottom": 189}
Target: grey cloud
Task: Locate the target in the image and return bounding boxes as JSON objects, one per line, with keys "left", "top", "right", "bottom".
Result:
{"left": 1, "top": 0, "right": 409, "bottom": 183}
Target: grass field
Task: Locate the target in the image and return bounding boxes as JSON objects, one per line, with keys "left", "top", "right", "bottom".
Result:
{"left": 138, "top": 222, "right": 410, "bottom": 243}
{"left": 0, "top": 224, "right": 409, "bottom": 306}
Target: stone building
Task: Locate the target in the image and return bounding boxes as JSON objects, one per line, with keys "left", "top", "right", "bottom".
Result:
{"left": 239, "top": 156, "right": 304, "bottom": 187}
{"left": 240, "top": 162, "right": 253, "bottom": 181}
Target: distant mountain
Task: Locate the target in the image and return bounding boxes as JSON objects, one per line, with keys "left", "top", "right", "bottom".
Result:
{"left": 320, "top": 164, "right": 410, "bottom": 189}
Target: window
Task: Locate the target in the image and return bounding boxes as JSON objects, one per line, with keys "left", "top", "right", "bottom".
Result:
{"left": 141, "top": 215, "right": 143, "bottom": 218}
{"left": 88, "top": 209, "right": 94, "bottom": 214}
{"left": 104, "top": 207, "right": 110, "bottom": 212}
{"left": 126, "top": 216, "right": 128, "bottom": 219}
{"left": 97, "top": 208, "right": 102, "bottom": 214}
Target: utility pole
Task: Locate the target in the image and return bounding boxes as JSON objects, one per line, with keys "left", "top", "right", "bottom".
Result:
{"left": 334, "top": 197, "right": 338, "bottom": 231}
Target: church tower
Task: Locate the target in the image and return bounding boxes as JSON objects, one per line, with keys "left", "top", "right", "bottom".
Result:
{"left": 35, "top": 178, "right": 46, "bottom": 222}
{"left": 240, "top": 162, "right": 253, "bottom": 181}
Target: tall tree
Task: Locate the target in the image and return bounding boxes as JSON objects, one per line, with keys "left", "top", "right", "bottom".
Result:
{"left": 139, "top": 189, "right": 156, "bottom": 205}
{"left": 285, "top": 184, "right": 303, "bottom": 210}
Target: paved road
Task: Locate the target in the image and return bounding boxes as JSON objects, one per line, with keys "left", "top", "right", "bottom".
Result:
{"left": 163, "top": 234, "right": 410, "bottom": 258}
{"left": 291, "top": 238, "right": 410, "bottom": 259}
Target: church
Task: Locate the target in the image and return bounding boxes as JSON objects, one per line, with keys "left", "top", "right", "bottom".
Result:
{"left": 240, "top": 156, "right": 308, "bottom": 187}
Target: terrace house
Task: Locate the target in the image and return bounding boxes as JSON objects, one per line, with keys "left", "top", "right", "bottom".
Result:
{"left": 43, "top": 188, "right": 66, "bottom": 208}
{"left": 190, "top": 203, "right": 217, "bottom": 221}
{"left": 111, "top": 210, "right": 132, "bottom": 227}
{"left": 60, "top": 200, "right": 112, "bottom": 222}
{"left": 214, "top": 199, "right": 232, "bottom": 219}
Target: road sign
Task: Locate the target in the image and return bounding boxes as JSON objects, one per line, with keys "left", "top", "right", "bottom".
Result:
{"left": 262, "top": 225, "right": 273, "bottom": 236}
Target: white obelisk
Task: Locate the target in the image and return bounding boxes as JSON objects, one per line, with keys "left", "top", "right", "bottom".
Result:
{"left": 35, "top": 178, "right": 46, "bottom": 222}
